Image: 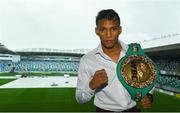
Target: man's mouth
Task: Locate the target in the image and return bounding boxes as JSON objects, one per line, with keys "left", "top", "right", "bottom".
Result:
{"left": 105, "top": 40, "right": 113, "bottom": 43}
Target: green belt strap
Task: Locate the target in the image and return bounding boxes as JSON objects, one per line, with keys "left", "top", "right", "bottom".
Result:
{"left": 117, "top": 43, "right": 159, "bottom": 101}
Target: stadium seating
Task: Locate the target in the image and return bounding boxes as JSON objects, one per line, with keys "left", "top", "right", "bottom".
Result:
{"left": 156, "top": 59, "right": 180, "bottom": 73}
{"left": 0, "top": 60, "right": 14, "bottom": 72}
{"left": 157, "top": 75, "right": 180, "bottom": 89}
{"left": 0, "top": 59, "right": 79, "bottom": 73}
{"left": 15, "top": 60, "right": 79, "bottom": 72}
{"left": 1, "top": 59, "right": 179, "bottom": 90}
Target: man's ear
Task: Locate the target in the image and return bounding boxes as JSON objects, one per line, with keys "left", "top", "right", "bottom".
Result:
{"left": 118, "top": 26, "right": 122, "bottom": 35}
{"left": 95, "top": 27, "right": 99, "bottom": 36}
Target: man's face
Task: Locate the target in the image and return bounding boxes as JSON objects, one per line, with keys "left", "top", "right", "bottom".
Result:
{"left": 95, "top": 19, "right": 121, "bottom": 49}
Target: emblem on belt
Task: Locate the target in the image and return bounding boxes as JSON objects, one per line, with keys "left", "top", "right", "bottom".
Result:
{"left": 117, "top": 43, "right": 159, "bottom": 101}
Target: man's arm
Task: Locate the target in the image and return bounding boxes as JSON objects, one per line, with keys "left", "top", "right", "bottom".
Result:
{"left": 76, "top": 58, "right": 108, "bottom": 104}
{"left": 140, "top": 85, "right": 156, "bottom": 108}
{"left": 75, "top": 58, "right": 95, "bottom": 104}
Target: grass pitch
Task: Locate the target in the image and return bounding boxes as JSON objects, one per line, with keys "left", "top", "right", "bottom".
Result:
{"left": 139, "top": 91, "right": 180, "bottom": 112}
{"left": 0, "top": 73, "right": 179, "bottom": 112}
{"left": 0, "top": 88, "right": 94, "bottom": 112}
{"left": 0, "top": 79, "right": 16, "bottom": 85}
{"left": 0, "top": 88, "right": 179, "bottom": 112}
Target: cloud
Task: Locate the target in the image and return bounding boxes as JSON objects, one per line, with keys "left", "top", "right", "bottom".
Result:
{"left": 0, "top": 0, "right": 179, "bottom": 50}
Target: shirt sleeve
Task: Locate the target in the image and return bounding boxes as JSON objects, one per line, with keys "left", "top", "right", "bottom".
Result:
{"left": 75, "top": 57, "right": 95, "bottom": 104}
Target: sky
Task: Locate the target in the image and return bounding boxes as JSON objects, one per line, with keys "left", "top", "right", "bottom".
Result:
{"left": 0, "top": 0, "right": 179, "bottom": 51}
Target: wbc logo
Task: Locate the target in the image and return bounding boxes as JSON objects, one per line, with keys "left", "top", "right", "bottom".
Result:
{"left": 117, "top": 43, "right": 159, "bottom": 101}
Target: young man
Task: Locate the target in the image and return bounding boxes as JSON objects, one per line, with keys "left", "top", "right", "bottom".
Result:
{"left": 76, "top": 9, "right": 153, "bottom": 112}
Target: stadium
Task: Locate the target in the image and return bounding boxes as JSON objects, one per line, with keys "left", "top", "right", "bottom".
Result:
{"left": 0, "top": 34, "right": 180, "bottom": 112}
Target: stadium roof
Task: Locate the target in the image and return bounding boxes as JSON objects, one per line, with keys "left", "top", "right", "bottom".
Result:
{"left": 140, "top": 33, "right": 180, "bottom": 49}
{"left": 0, "top": 43, "right": 17, "bottom": 55}
{"left": 15, "top": 48, "right": 90, "bottom": 54}
{"left": 140, "top": 34, "right": 180, "bottom": 58}
{"left": 14, "top": 48, "right": 91, "bottom": 57}
{"left": 144, "top": 43, "right": 180, "bottom": 58}
{"left": 16, "top": 51, "right": 84, "bottom": 57}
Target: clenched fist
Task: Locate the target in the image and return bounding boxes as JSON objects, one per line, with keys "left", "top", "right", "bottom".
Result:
{"left": 89, "top": 69, "right": 108, "bottom": 90}
{"left": 141, "top": 95, "right": 152, "bottom": 108}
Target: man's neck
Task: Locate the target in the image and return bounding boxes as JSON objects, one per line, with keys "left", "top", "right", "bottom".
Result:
{"left": 102, "top": 43, "right": 122, "bottom": 63}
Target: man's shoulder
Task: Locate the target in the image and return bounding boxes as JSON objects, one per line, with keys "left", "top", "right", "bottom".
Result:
{"left": 119, "top": 40, "right": 128, "bottom": 51}
{"left": 81, "top": 48, "right": 97, "bottom": 61}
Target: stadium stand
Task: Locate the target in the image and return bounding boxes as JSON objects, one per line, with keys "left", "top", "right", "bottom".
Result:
{"left": 156, "top": 59, "right": 180, "bottom": 73}
{"left": 0, "top": 43, "right": 19, "bottom": 72}
{"left": 142, "top": 34, "right": 180, "bottom": 94}
{"left": 0, "top": 43, "right": 81, "bottom": 73}
{"left": 157, "top": 75, "right": 180, "bottom": 89}
{"left": 0, "top": 60, "right": 13, "bottom": 72}
{"left": 0, "top": 59, "right": 79, "bottom": 73}
{"left": 14, "top": 59, "right": 79, "bottom": 72}
{"left": 1, "top": 35, "right": 180, "bottom": 94}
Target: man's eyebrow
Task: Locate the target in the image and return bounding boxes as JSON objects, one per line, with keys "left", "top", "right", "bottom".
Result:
{"left": 112, "top": 26, "right": 119, "bottom": 28}
{"left": 97, "top": 26, "right": 105, "bottom": 28}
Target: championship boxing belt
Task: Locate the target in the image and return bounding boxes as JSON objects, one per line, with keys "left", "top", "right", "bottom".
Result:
{"left": 117, "top": 43, "right": 159, "bottom": 101}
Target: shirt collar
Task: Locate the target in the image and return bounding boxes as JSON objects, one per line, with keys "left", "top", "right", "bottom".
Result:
{"left": 95, "top": 40, "right": 128, "bottom": 56}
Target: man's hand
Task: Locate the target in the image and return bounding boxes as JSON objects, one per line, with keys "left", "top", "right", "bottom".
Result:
{"left": 89, "top": 69, "right": 108, "bottom": 90}
{"left": 140, "top": 95, "right": 152, "bottom": 108}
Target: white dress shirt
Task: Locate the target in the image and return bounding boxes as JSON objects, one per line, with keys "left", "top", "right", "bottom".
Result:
{"left": 76, "top": 40, "right": 153, "bottom": 111}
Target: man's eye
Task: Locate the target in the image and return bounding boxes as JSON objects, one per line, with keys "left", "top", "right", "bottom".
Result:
{"left": 99, "top": 28, "right": 105, "bottom": 32}
{"left": 112, "top": 27, "right": 118, "bottom": 31}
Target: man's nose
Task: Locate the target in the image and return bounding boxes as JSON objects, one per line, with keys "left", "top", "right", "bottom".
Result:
{"left": 106, "top": 30, "right": 112, "bottom": 38}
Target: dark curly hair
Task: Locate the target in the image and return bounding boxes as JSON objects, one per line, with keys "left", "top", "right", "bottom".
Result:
{"left": 96, "top": 9, "right": 120, "bottom": 26}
